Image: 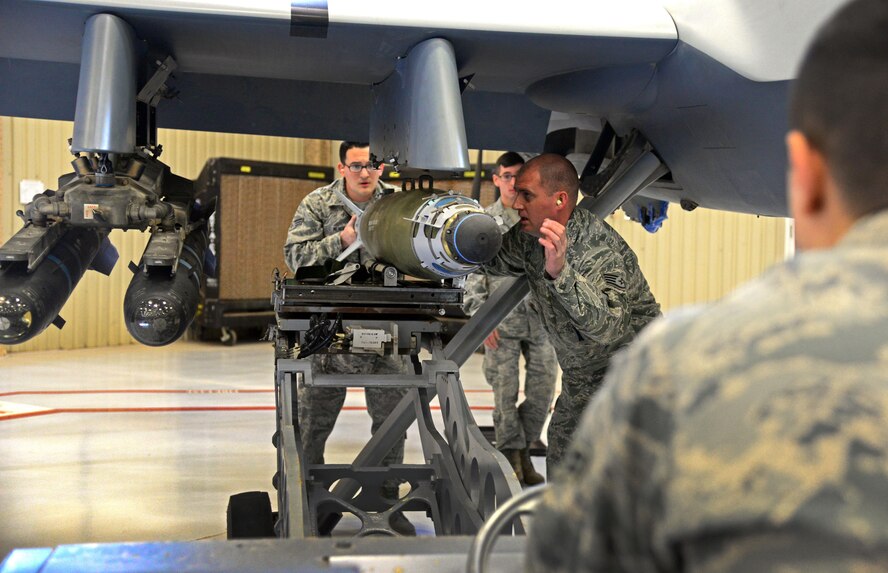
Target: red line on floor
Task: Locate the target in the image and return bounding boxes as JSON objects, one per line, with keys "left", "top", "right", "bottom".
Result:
{"left": 0, "top": 389, "right": 274, "bottom": 397}
{"left": 0, "top": 410, "right": 57, "bottom": 421}
{"left": 0, "top": 406, "right": 275, "bottom": 422}
{"left": 0, "top": 388, "right": 494, "bottom": 398}
{"left": 58, "top": 406, "right": 278, "bottom": 413}
{"left": 0, "top": 404, "right": 494, "bottom": 421}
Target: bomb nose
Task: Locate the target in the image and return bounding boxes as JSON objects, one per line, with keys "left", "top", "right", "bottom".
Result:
{"left": 0, "top": 295, "right": 35, "bottom": 343}
{"left": 447, "top": 212, "right": 503, "bottom": 264}
{"left": 125, "top": 295, "right": 183, "bottom": 346}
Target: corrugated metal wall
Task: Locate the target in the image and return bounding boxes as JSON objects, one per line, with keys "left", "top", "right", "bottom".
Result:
{"left": 606, "top": 208, "right": 792, "bottom": 311}
{"left": 1, "top": 117, "right": 792, "bottom": 354}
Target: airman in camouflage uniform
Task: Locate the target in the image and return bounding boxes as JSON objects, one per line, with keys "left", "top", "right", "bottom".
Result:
{"left": 283, "top": 143, "right": 412, "bottom": 534}
{"left": 464, "top": 152, "right": 557, "bottom": 485}
{"left": 483, "top": 154, "right": 660, "bottom": 472}
{"left": 527, "top": 2, "right": 888, "bottom": 569}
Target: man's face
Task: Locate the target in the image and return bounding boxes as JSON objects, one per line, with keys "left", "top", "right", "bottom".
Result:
{"left": 338, "top": 146, "right": 382, "bottom": 200}
{"left": 493, "top": 163, "right": 522, "bottom": 209}
{"left": 512, "top": 168, "right": 559, "bottom": 237}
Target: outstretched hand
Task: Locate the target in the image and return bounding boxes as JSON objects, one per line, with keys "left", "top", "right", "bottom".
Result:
{"left": 484, "top": 328, "right": 500, "bottom": 350}
{"left": 539, "top": 218, "right": 567, "bottom": 279}
{"left": 340, "top": 215, "right": 357, "bottom": 247}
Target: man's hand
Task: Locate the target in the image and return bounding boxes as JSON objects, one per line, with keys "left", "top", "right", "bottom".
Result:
{"left": 539, "top": 218, "right": 568, "bottom": 279}
{"left": 340, "top": 215, "right": 357, "bottom": 248}
{"left": 484, "top": 328, "right": 500, "bottom": 350}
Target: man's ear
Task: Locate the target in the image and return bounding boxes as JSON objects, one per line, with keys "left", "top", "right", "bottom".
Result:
{"left": 337, "top": 162, "right": 346, "bottom": 177}
{"left": 787, "top": 131, "right": 828, "bottom": 218}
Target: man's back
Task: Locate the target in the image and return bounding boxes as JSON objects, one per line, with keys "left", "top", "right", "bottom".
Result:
{"left": 527, "top": 210, "right": 888, "bottom": 572}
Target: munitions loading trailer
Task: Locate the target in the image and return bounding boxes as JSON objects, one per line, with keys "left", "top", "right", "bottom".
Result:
{"left": 258, "top": 269, "right": 528, "bottom": 539}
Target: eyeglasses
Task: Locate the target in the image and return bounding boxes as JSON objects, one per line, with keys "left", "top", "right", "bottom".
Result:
{"left": 496, "top": 173, "right": 517, "bottom": 181}
{"left": 346, "top": 163, "right": 380, "bottom": 173}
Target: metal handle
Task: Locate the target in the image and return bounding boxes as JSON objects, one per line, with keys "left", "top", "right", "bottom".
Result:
{"left": 466, "top": 484, "right": 549, "bottom": 573}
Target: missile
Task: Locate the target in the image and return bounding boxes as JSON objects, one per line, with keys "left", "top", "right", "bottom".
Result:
{"left": 0, "top": 227, "right": 111, "bottom": 344}
{"left": 336, "top": 186, "right": 502, "bottom": 281}
{"left": 123, "top": 227, "right": 209, "bottom": 346}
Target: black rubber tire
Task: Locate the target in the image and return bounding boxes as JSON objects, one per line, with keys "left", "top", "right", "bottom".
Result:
{"left": 220, "top": 327, "right": 237, "bottom": 346}
{"left": 227, "top": 491, "right": 275, "bottom": 539}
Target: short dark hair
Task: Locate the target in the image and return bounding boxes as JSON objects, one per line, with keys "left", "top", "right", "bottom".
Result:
{"left": 790, "top": 0, "right": 888, "bottom": 217}
{"left": 521, "top": 154, "right": 579, "bottom": 201}
{"left": 339, "top": 141, "right": 369, "bottom": 164}
{"left": 494, "top": 151, "right": 524, "bottom": 175}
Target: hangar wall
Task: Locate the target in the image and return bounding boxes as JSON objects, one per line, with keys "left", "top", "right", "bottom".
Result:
{"left": 0, "top": 117, "right": 791, "bottom": 355}
{"left": 606, "top": 208, "right": 792, "bottom": 311}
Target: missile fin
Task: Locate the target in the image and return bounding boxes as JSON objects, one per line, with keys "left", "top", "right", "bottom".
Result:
{"left": 51, "top": 315, "right": 66, "bottom": 330}
{"left": 203, "top": 249, "right": 217, "bottom": 278}
{"left": 336, "top": 239, "right": 363, "bottom": 262}
{"left": 327, "top": 262, "right": 361, "bottom": 286}
{"left": 88, "top": 236, "right": 119, "bottom": 276}
{"left": 333, "top": 189, "right": 365, "bottom": 218}
{"left": 333, "top": 189, "right": 366, "bottom": 262}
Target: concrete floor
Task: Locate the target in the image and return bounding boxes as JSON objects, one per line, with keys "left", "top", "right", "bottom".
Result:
{"left": 0, "top": 340, "right": 557, "bottom": 561}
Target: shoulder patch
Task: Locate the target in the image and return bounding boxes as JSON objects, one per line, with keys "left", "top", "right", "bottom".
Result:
{"left": 603, "top": 272, "right": 627, "bottom": 290}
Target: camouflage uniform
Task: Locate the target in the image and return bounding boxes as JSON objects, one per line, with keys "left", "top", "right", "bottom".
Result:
{"left": 464, "top": 200, "right": 557, "bottom": 452}
{"left": 526, "top": 210, "right": 888, "bottom": 572}
{"left": 284, "top": 178, "right": 409, "bottom": 497}
{"left": 483, "top": 207, "right": 660, "bottom": 470}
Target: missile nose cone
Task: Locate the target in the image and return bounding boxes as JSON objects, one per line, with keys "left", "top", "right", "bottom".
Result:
{"left": 0, "top": 295, "right": 34, "bottom": 343}
{"left": 126, "top": 297, "right": 182, "bottom": 346}
{"left": 448, "top": 213, "right": 503, "bottom": 264}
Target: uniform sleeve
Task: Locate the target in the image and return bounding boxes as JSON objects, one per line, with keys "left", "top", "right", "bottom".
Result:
{"left": 481, "top": 225, "right": 526, "bottom": 277}
{"left": 462, "top": 271, "right": 490, "bottom": 316}
{"left": 525, "top": 339, "right": 673, "bottom": 572}
{"left": 545, "top": 243, "right": 637, "bottom": 346}
{"left": 283, "top": 194, "right": 343, "bottom": 272}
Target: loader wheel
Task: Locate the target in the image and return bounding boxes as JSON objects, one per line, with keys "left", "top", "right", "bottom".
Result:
{"left": 220, "top": 327, "right": 237, "bottom": 346}
{"left": 227, "top": 491, "right": 275, "bottom": 539}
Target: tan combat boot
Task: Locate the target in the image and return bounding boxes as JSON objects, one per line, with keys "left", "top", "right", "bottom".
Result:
{"left": 503, "top": 449, "right": 524, "bottom": 484}
{"left": 520, "top": 448, "right": 545, "bottom": 486}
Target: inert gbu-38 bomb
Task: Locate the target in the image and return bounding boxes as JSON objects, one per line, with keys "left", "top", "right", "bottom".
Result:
{"left": 123, "top": 227, "right": 210, "bottom": 346}
{"left": 337, "top": 186, "right": 502, "bottom": 280}
{"left": 0, "top": 226, "right": 111, "bottom": 344}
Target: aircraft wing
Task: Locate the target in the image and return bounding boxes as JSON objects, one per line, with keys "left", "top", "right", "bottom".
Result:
{"left": 0, "top": 0, "right": 847, "bottom": 216}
